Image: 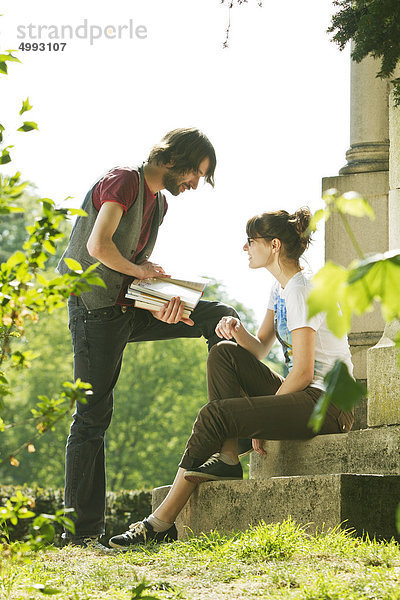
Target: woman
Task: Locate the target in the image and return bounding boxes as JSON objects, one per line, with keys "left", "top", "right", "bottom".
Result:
{"left": 109, "top": 207, "right": 354, "bottom": 549}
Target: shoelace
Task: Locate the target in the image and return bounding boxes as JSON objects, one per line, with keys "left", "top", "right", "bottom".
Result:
{"left": 199, "top": 455, "right": 220, "bottom": 469}
{"left": 125, "top": 520, "right": 147, "bottom": 541}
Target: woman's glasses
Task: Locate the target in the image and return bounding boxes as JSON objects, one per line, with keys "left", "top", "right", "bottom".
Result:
{"left": 247, "top": 237, "right": 266, "bottom": 245}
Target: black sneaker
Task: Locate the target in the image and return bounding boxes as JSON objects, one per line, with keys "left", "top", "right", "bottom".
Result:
{"left": 62, "top": 534, "right": 113, "bottom": 553}
{"left": 184, "top": 455, "right": 243, "bottom": 483}
{"left": 108, "top": 518, "right": 177, "bottom": 549}
{"left": 238, "top": 438, "right": 254, "bottom": 458}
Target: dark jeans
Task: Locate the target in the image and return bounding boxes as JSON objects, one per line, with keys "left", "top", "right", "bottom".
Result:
{"left": 65, "top": 296, "right": 238, "bottom": 538}
{"left": 179, "top": 341, "right": 354, "bottom": 469}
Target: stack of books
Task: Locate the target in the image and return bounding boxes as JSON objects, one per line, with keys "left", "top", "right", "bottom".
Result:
{"left": 125, "top": 275, "right": 208, "bottom": 318}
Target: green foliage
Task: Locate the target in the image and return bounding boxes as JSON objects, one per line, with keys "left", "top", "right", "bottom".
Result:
{"left": 309, "top": 361, "right": 366, "bottom": 433}
{"left": 19, "top": 97, "right": 33, "bottom": 115}
{"left": 232, "top": 518, "right": 304, "bottom": 561}
{"left": 307, "top": 189, "right": 400, "bottom": 431}
{"left": 0, "top": 485, "right": 152, "bottom": 545}
{"left": 0, "top": 489, "right": 74, "bottom": 553}
{"left": 1, "top": 517, "right": 399, "bottom": 599}
{"left": 0, "top": 275, "right": 267, "bottom": 490}
{"left": 17, "top": 120, "right": 38, "bottom": 133}
{"left": 0, "top": 40, "right": 105, "bottom": 472}
{"left": 0, "top": 50, "right": 20, "bottom": 75}
{"left": 329, "top": 0, "right": 400, "bottom": 104}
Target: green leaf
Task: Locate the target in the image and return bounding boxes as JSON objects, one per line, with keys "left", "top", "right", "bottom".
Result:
{"left": 17, "top": 121, "right": 38, "bottom": 133}
{"left": 36, "top": 273, "right": 49, "bottom": 286}
{"left": 307, "top": 262, "right": 351, "bottom": 338}
{"left": 0, "top": 52, "right": 20, "bottom": 75}
{"left": 59, "top": 516, "right": 75, "bottom": 535}
{"left": 6, "top": 251, "right": 26, "bottom": 268}
{"left": 19, "top": 97, "right": 33, "bottom": 115}
{"left": 68, "top": 208, "right": 88, "bottom": 217}
{"left": 85, "top": 275, "right": 106, "bottom": 288}
{"left": 308, "top": 361, "right": 366, "bottom": 433}
{"left": 0, "top": 123, "right": 4, "bottom": 142}
{"left": 336, "top": 191, "right": 375, "bottom": 220}
{"left": 347, "top": 251, "right": 400, "bottom": 321}
{"left": 63, "top": 257, "right": 82, "bottom": 271}
{"left": 0, "top": 146, "right": 13, "bottom": 164}
{"left": 0, "top": 52, "right": 20, "bottom": 63}
{"left": 64, "top": 258, "right": 82, "bottom": 271}
{"left": 308, "top": 208, "right": 329, "bottom": 233}
{"left": 322, "top": 188, "right": 339, "bottom": 205}
{"left": 18, "top": 508, "right": 36, "bottom": 519}
{"left": 42, "top": 239, "right": 56, "bottom": 255}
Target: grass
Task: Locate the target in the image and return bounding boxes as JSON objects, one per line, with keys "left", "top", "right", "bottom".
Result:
{"left": 1, "top": 519, "right": 400, "bottom": 599}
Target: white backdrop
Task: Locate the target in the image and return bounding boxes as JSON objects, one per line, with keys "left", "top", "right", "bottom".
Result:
{"left": 1, "top": 0, "right": 350, "bottom": 320}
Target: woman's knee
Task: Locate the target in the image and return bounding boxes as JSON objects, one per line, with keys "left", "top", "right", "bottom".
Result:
{"left": 208, "top": 340, "right": 246, "bottom": 369}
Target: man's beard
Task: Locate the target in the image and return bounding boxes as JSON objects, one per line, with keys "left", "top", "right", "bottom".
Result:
{"left": 162, "top": 170, "right": 185, "bottom": 196}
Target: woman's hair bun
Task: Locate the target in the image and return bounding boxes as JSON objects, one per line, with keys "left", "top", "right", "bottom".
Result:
{"left": 292, "top": 206, "right": 312, "bottom": 237}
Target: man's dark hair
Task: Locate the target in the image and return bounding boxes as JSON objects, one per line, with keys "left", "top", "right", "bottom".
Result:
{"left": 148, "top": 128, "right": 216, "bottom": 187}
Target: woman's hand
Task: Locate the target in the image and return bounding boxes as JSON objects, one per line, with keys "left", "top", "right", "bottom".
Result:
{"left": 215, "top": 316, "right": 241, "bottom": 340}
{"left": 252, "top": 439, "right": 267, "bottom": 455}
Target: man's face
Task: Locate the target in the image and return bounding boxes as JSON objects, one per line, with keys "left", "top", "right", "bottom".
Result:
{"left": 162, "top": 157, "right": 210, "bottom": 196}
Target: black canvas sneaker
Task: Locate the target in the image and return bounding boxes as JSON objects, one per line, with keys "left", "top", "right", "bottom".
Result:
{"left": 61, "top": 534, "right": 113, "bottom": 553}
{"left": 108, "top": 518, "right": 177, "bottom": 549}
{"left": 184, "top": 455, "right": 243, "bottom": 483}
{"left": 238, "top": 438, "right": 254, "bottom": 458}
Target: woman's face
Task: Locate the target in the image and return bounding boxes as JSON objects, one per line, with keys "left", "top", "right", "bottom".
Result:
{"left": 243, "top": 236, "right": 273, "bottom": 270}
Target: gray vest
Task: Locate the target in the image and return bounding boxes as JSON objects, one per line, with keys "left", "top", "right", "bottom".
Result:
{"left": 57, "top": 164, "right": 164, "bottom": 309}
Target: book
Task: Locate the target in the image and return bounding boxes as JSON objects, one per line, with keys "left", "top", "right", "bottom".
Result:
{"left": 125, "top": 274, "right": 208, "bottom": 316}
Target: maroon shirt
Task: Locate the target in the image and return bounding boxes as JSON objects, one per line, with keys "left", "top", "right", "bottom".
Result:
{"left": 92, "top": 167, "right": 168, "bottom": 305}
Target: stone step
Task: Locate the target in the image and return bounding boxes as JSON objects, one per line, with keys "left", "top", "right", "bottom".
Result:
{"left": 249, "top": 425, "right": 400, "bottom": 479}
{"left": 152, "top": 474, "right": 400, "bottom": 541}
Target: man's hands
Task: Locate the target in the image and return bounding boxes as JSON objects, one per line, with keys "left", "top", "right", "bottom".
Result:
{"left": 135, "top": 260, "right": 171, "bottom": 280}
{"left": 252, "top": 439, "right": 267, "bottom": 455}
{"left": 135, "top": 262, "right": 194, "bottom": 326}
{"left": 151, "top": 296, "right": 194, "bottom": 326}
{"left": 215, "top": 316, "right": 241, "bottom": 340}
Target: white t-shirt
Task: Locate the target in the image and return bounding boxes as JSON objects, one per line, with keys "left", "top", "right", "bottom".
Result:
{"left": 267, "top": 271, "right": 353, "bottom": 391}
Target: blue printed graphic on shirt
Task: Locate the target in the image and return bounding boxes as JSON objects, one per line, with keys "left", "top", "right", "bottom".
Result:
{"left": 273, "top": 287, "right": 293, "bottom": 370}
{"left": 273, "top": 285, "right": 326, "bottom": 385}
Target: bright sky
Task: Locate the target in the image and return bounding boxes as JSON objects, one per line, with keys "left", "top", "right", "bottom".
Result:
{"left": 1, "top": 0, "right": 350, "bottom": 321}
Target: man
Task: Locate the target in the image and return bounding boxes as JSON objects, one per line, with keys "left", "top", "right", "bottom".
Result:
{"left": 58, "top": 128, "right": 238, "bottom": 548}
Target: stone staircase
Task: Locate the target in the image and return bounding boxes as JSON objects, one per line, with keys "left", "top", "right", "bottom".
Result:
{"left": 152, "top": 340, "right": 400, "bottom": 541}
{"left": 153, "top": 427, "right": 400, "bottom": 541}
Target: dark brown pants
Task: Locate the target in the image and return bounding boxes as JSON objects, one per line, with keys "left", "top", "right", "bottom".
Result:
{"left": 179, "top": 341, "right": 354, "bottom": 469}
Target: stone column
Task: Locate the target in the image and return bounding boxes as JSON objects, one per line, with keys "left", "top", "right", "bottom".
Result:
{"left": 322, "top": 52, "right": 390, "bottom": 391}
{"left": 367, "top": 78, "right": 400, "bottom": 427}
{"left": 340, "top": 49, "right": 389, "bottom": 175}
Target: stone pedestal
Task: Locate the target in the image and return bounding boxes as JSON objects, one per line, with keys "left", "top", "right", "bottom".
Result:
{"left": 322, "top": 171, "right": 388, "bottom": 380}
{"left": 367, "top": 323, "right": 400, "bottom": 427}
{"left": 153, "top": 475, "right": 400, "bottom": 541}
{"left": 366, "top": 84, "right": 400, "bottom": 426}
{"left": 323, "top": 54, "right": 390, "bottom": 381}
{"left": 249, "top": 426, "right": 400, "bottom": 479}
